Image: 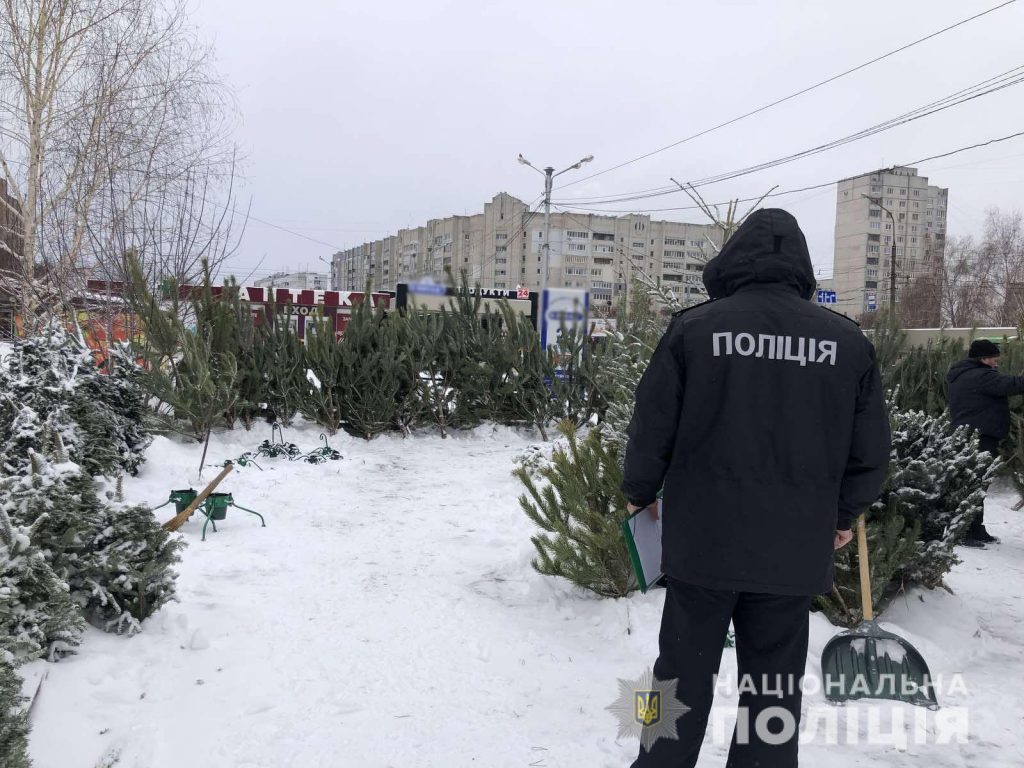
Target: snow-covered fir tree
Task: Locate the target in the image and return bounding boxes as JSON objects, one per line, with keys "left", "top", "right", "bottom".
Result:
{"left": 0, "top": 503, "right": 83, "bottom": 662}
{"left": 4, "top": 449, "right": 181, "bottom": 636}
{"left": 817, "top": 399, "right": 997, "bottom": 625}
{"left": 0, "top": 325, "right": 150, "bottom": 479}
{"left": 84, "top": 496, "right": 184, "bottom": 634}
{"left": 0, "top": 656, "right": 31, "bottom": 768}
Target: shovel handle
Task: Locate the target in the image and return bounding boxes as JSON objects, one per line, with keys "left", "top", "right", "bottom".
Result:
{"left": 857, "top": 514, "right": 873, "bottom": 622}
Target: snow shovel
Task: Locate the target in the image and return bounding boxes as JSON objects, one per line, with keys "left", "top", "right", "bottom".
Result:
{"left": 821, "top": 515, "right": 938, "bottom": 709}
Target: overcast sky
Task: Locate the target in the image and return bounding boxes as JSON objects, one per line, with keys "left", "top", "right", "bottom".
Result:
{"left": 194, "top": 0, "right": 1024, "bottom": 283}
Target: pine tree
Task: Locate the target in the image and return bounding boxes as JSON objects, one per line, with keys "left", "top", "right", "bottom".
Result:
{"left": 334, "top": 299, "right": 408, "bottom": 439}
{"left": 402, "top": 310, "right": 459, "bottom": 436}
{"left": 253, "top": 313, "right": 307, "bottom": 426}
{"left": 0, "top": 502, "right": 83, "bottom": 662}
{"left": 123, "top": 255, "right": 239, "bottom": 441}
{"left": 516, "top": 423, "right": 636, "bottom": 598}
{"left": 300, "top": 320, "right": 346, "bottom": 434}
{"left": 0, "top": 656, "right": 31, "bottom": 768}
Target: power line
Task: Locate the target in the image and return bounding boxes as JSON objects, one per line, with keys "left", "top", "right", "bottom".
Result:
{"left": 556, "top": 0, "right": 1018, "bottom": 193}
{"left": 553, "top": 129, "right": 1024, "bottom": 216}
{"left": 556, "top": 67, "right": 1024, "bottom": 207}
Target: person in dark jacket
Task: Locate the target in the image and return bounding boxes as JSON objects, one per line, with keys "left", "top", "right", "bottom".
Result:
{"left": 622, "top": 209, "right": 890, "bottom": 768}
{"left": 947, "top": 339, "right": 1024, "bottom": 545}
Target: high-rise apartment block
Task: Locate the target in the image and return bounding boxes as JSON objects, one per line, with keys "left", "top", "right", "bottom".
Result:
{"left": 833, "top": 166, "right": 948, "bottom": 319}
{"left": 253, "top": 271, "right": 329, "bottom": 291}
{"left": 331, "top": 193, "right": 721, "bottom": 308}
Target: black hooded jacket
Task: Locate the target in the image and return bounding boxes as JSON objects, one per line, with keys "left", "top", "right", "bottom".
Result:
{"left": 621, "top": 209, "right": 891, "bottom": 596}
{"left": 947, "top": 358, "right": 1024, "bottom": 440}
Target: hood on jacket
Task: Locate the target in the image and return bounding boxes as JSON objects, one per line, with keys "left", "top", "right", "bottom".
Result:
{"left": 702, "top": 208, "right": 816, "bottom": 300}
{"left": 947, "top": 358, "right": 986, "bottom": 385}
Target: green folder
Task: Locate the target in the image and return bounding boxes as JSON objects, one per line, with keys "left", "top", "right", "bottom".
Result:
{"left": 620, "top": 500, "right": 663, "bottom": 593}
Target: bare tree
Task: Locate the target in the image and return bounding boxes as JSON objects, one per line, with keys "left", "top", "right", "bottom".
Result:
{"left": 0, "top": 0, "right": 239, "bottom": 330}
{"left": 627, "top": 183, "right": 777, "bottom": 315}
{"left": 937, "top": 235, "right": 991, "bottom": 327}
{"left": 980, "top": 208, "right": 1024, "bottom": 326}
{"left": 900, "top": 211, "right": 1024, "bottom": 329}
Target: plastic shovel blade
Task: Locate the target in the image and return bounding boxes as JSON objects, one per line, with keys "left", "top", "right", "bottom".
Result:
{"left": 821, "top": 620, "right": 938, "bottom": 709}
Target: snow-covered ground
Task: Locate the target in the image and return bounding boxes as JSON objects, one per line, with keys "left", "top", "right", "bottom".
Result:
{"left": 25, "top": 424, "right": 1024, "bottom": 767}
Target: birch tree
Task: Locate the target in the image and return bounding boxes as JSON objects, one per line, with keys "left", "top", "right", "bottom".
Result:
{"left": 0, "top": 0, "right": 238, "bottom": 328}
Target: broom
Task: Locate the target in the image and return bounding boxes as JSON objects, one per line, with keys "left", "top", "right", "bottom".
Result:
{"left": 162, "top": 462, "right": 234, "bottom": 533}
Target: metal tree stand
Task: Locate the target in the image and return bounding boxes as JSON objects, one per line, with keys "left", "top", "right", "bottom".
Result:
{"left": 201, "top": 492, "right": 266, "bottom": 541}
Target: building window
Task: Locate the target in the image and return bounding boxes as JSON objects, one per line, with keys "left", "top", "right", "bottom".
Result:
{"left": 593, "top": 232, "right": 614, "bottom": 241}
{"left": 567, "top": 230, "right": 588, "bottom": 239}
{"left": 568, "top": 243, "right": 587, "bottom": 252}
{"left": 899, "top": 201, "right": 906, "bottom": 208}
{"left": 869, "top": 209, "right": 881, "bottom": 219}
{"left": 870, "top": 222, "right": 881, "bottom": 230}
{"left": 496, "top": 233, "right": 507, "bottom": 240}
{"left": 899, "top": 188, "right": 906, "bottom": 196}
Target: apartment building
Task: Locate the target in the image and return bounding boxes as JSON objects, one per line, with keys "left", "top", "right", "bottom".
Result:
{"left": 253, "top": 271, "right": 329, "bottom": 291}
{"left": 833, "top": 167, "right": 948, "bottom": 319}
{"left": 332, "top": 193, "right": 721, "bottom": 308}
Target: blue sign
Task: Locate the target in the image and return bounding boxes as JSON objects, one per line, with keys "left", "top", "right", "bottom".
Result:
{"left": 816, "top": 289, "right": 837, "bottom": 305}
{"left": 866, "top": 292, "right": 877, "bottom": 311}
{"left": 408, "top": 281, "right": 447, "bottom": 296}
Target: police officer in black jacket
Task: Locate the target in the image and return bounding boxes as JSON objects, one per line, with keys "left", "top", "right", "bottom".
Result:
{"left": 622, "top": 209, "right": 890, "bottom": 768}
{"left": 947, "top": 338, "right": 1024, "bottom": 546}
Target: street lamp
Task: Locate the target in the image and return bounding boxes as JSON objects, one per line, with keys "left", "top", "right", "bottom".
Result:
{"left": 863, "top": 194, "right": 898, "bottom": 310}
{"left": 518, "top": 153, "right": 594, "bottom": 293}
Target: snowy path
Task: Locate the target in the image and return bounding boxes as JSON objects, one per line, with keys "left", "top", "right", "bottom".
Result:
{"left": 26, "top": 426, "right": 1024, "bottom": 768}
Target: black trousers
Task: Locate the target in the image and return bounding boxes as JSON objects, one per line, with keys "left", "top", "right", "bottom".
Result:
{"left": 631, "top": 579, "right": 811, "bottom": 768}
{"left": 971, "top": 435, "right": 1000, "bottom": 534}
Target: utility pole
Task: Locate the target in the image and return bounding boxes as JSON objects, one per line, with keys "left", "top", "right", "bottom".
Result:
{"left": 518, "top": 153, "right": 594, "bottom": 293}
{"left": 863, "top": 194, "right": 897, "bottom": 309}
